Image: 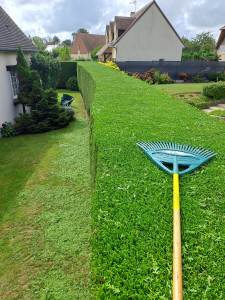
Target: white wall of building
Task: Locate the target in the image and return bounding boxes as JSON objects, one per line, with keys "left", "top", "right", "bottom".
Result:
{"left": 217, "top": 39, "right": 225, "bottom": 61}
{"left": 0, "top": 51, "right": 31, "bottom": 130}
{"left": 115, "top": 3, "right": 183, "bottom": 61}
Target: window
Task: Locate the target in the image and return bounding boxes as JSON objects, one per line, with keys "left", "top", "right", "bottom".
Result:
{"left": 10, "top": 70, "right": 19, "bottom": 98}
{"left": 6, "top": 65, "right": 19, "bottom": 99}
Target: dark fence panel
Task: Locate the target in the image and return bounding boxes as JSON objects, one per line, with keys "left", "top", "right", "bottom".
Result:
{"left": 116, "top": 61, "right": 225, "bottom": 79}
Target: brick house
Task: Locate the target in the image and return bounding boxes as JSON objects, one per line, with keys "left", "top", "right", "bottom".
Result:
{"left": 97, "top": 0, "right": 184, "bottom": 62}
{"left": 71, "top": 33, "right": 105, "bottom": 59}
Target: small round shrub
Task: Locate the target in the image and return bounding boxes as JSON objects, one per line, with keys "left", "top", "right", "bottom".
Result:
{"left": 1, "top": 122, "right": 18, "bottom": 137}
{"left": 202, "top": 81, "right": 225, "bottom": 100}
{"left": 208, "top": 72, "right": 225, "bottom": 82}
{"left": 64, "top": 106, "right": 75, "bottom": 122}
{"left": 66, "top": 76, "right": 78, "bottom": 91}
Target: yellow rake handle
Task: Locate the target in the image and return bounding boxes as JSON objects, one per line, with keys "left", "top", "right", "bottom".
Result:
{"left": 173, "top": 173, "right": 183, "bottom": 300}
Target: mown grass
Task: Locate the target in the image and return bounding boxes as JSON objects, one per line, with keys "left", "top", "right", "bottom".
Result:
{"left": 78, "top": 62, "right": 225, "bottom": 299}
{"left": 0, "top": 91, "right": 92, "bottom": 299}
{"left": 153, "top": 82, "right": 207, "bottom": 95}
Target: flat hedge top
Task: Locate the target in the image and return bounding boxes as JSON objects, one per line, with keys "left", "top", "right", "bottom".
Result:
{"left": 78, "top": 62, "right": 225, "bottom": 299}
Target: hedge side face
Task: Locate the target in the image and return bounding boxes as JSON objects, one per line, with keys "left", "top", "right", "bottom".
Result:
{"left": 77, "top": 62, "right": 225, "bottom": 299}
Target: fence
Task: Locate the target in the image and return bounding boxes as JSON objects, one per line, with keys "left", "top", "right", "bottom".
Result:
{"left": 116, "top": 61, "right": 225, "bottom": 79}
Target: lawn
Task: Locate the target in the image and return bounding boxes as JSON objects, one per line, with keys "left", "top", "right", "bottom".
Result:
{"left": 0, "top": 90, "right": 92, "bottom": 299}
{"left": 153, "top": 82, "right": 207, "bottom": 95}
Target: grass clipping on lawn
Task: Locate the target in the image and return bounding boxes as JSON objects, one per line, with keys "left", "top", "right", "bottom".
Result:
{"left": 78, "top": 62, "right": 225, "bottom": 299}
{"left": 0, "top": 92, "right": 92, "bottom": 299}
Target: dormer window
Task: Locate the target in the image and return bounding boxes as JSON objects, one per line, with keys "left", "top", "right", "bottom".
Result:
{"left": 118, "top": 30, "right": 125, "bottom": 38}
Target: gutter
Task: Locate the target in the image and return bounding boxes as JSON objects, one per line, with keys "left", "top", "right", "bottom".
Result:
{"left": 0, "top": 47, "right": 37, "bottom": 52}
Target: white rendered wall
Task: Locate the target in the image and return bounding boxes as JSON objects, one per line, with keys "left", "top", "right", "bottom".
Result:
{"left": 217, "top": 39, "right": 225, "bottom": 61}
{"left": 0, "top": 51, "right": 30, "bottom": 130}
{"left": 116, "top": 3, "right": 183, "bottom": 61}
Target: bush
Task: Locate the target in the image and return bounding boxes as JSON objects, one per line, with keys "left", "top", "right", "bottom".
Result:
{"left": 91, "top": 45, "right": 103, "bottom": 61}
{"left": 66, "top": 76, "right": 79, "bottom": 91}
{"left": 64, "top": 106, "right": 76, "bottom": 122}
{"left": 202, "top": 81, "right": 225, "bottom": 100}
{"left": 208, "top": 71, "right": 225, "bottom": 82}
{"left": 57, "top": 62, "right": 77, "bottom": 89}
{"left": 78, "top": 62, "right": 225, "bottom": 298}
{"left": 186, "top": 73, "right": 207, "bottom": 83}
{"left": 132, "top": 68, "right": 174, "bottom": 84}
{"left": 1, "top": 122, "right": 17, "bottom": 137}
{"left": 30, "top": 52, "right": 61, "bottom": 90}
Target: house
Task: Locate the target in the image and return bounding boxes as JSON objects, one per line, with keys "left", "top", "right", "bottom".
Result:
{"left": 70, "top": 33, "right": 105, "bottom": 59}
{"left": 97, "top": 0, "right": 184, "bottom": 62}
{"left": 0, "top": 6, "right": 37, "bottom": 130}
{"left": 215, "top": 26, "right": 225, "bottom": 61}
{"left": 45, "top": 44, "right": 59, "bottom": 52}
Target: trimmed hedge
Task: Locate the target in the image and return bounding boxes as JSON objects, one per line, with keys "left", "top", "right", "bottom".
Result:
{"left": 77, "top": 62, "right": 225, "bottom": 299}
{"left": 57, "top": 62, "right": 77, "bottom": 89}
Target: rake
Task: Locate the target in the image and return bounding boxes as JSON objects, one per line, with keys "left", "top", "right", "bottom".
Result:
{"left": 136, "top": 141, "right": 217, "bottom": 300}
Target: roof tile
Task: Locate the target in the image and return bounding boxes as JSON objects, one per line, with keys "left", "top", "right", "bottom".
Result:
{"left": 0, "top": 6, "right": 37, "bottom": 52}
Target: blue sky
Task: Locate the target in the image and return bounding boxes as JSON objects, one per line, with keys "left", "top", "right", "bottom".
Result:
{"left": 0, "top": 0, "right": 224, "bottom": 42}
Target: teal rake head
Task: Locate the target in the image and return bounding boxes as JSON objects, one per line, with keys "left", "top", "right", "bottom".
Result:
{"left": 137, "top": 142, "right": 217, "bottom": 175}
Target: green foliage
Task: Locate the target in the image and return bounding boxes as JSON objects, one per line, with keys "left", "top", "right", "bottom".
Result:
{"left": 72, "top": 28, "right": 89, "bottom": 40}
{"left": 182, "top": 32, "right": 218, "bottom": 61}
{"left": 179, "top": 95, "right": 210, "bottom": 109}
{"left": 15, "top": 49, "right": 73, "bottom": 134}
{"left": 66, "top": 76, "right": 78, "bottom": 90}
{"left": 77, "top": 64, "right": 95, "bottom": 115}
{"left": 58, "top": 44, "right": 71, "bottom": 61}
{"left": 32, "top": 36, "right": 46, "bottom": 52}
{"left": 15, "top": 87, "right": 72, "bottom": 134}
{"left": 186, "top": 73, "right": 207, "bottom": 83}
{"left": 208, "top": 71, "right": 225, "bottom": 82}
{"left": 17, "top": 45, "right": 31, "bottom": 109}
{"left": 209, "top": 109, "right": 225, "bottom": 117}
{"left": 64, "top": 106, "right": 76, "bottom": 122}
{"left": 1, "top": 122, "right": 17, "bottom": 138}
{"left": 30, "top": 52, "right": 61, "bottom": 89}
{"left": 73, "top": 57, "right": 91, "bottom": 61}
{"left": 62, "top": 39, "right": 72, "bottom": 46}
{"left": 57, "top": 62, "right": 77, "bottom": 89}
{"left": 29, "top": 70, "right": 43, "bottom": 109}
{"left": 14, "top": 113, "right": 35, "bottom": 134}
{"left": 91, "top": 45, "right": 103, "bottom": 60}
{"left": 202, "top": 81, "right": 225, "bottom": 100}
{"left": 132, "top": 68, "right": 174, "bottom": 84}
{"left": 78, "top": 62, "right": 225, "bottom": 298}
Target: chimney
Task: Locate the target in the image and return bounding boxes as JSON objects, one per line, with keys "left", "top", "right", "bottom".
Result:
{"left": 130, "top": 12, "right": 135, "bottom": 16}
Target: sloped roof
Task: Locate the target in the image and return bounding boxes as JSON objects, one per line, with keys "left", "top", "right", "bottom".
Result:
{"left": 0, "top": 6, "right": 37, "bottom": 52}
{"left": 114, "top": 16, "right": 134, "bottom": 30}
{"left": 215, "top": 26, "right": 225, "bottom": 50}
{"left": 114, "top": 0, "right": 184, "bottom": 46}
{"left": 75, "top": 33, "right": 105, "bottom": 52}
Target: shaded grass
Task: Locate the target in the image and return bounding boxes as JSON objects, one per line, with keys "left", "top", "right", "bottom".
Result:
{"left": 0, "top": 90, "right": 92, "bottom": 299}
{"left": 78, "top": 62, "right": 225, "bottom": 299}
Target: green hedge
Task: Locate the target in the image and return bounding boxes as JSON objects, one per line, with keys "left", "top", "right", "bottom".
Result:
{"left": 77, "top": 62, "right": 225, "bottom": 299}
{"left": 57, "top": 62, "right": 77, "bottom": 89}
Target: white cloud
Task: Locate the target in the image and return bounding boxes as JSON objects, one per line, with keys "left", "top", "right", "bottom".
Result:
{"left": 1, "top": 0, "right": 224, "bottom": 42}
